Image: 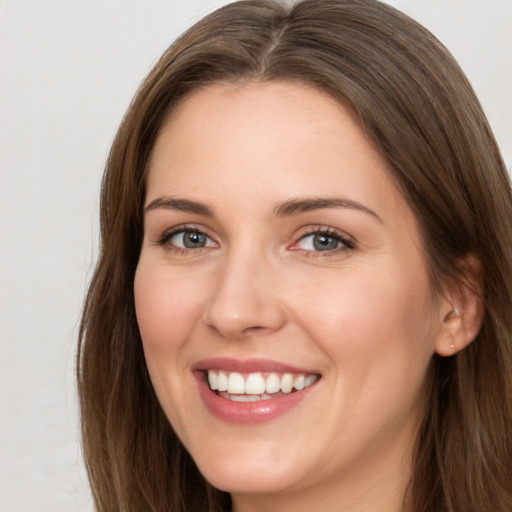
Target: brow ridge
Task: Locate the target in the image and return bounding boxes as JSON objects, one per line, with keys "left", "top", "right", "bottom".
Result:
{"left": 273, "top": 197, "right": 382, "bottom": 222}
{"left": 145, "top": 195, "right": 382, "bottom": 223}
{"left": 145, "top": 197, "right": 213, "bottom": 216}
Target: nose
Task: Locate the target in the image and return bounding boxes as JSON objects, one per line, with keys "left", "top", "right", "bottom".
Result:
{"left": 202, "top": 250, "right": 287, "bottom": 340}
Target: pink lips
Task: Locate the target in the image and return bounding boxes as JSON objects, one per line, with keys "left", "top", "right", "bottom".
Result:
{"left": 193, "top": 358, "right": 320, "bottom": 424}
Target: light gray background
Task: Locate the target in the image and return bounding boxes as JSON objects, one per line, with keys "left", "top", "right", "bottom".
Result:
{"left": 1, "top": 1, "right": 510, "bottom": 510}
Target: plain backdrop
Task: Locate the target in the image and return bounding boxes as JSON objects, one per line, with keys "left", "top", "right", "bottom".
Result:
{"left": 1, "top": 1, "right": 510, "bottom": 510}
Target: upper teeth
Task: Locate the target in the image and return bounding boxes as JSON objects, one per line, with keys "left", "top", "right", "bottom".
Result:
{"left": 207, "top": 370, "right": 318, "bottom": 395}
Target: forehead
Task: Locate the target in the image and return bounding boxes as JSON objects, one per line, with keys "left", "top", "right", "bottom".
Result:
{"left": 146, "top": 81, "right": 409, "bottom": 223}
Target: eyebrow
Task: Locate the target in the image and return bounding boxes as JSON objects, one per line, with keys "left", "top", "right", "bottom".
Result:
{"left": 144, "top": 195, "right": 382, "bottom": 223}
{"left": 273, "top": 197, "right": 383, "bottom": 223}
{"left": 145, "top": 197, "right": 214, "bottom": 216}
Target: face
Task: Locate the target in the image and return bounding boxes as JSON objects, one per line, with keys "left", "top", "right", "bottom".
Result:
{"left": 134, "top": 82, "right": 445, "bottom": 507}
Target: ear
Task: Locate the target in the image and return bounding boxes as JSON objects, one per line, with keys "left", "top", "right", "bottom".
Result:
{"left": 434, "top": 254, "right": 485, "bottom": 357}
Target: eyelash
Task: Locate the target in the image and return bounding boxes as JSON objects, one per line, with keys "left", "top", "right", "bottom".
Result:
{"left": 155, "top": 224, "right": 217, "bottom": 256}
{"left": 154, "top": 225, "right": 355, "bottom": 256}
{"left": 293, "top": 227, "right": 355, "bottom": 257}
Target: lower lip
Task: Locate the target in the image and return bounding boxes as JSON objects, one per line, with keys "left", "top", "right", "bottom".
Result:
{"left": 194, "top": 372, "right": 318, "bottom": 424}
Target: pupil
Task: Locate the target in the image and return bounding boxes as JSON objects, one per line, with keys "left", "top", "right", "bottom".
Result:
{"left": 313, "top": 234, "right": 338, "bottom": 251}
{"left": 184, "top": 231, "right": 206, "bottom": 248}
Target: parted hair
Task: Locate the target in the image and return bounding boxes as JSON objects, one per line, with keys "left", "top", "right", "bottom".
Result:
{"left": 77, "top": 0, "right": 512, "bottom": 510}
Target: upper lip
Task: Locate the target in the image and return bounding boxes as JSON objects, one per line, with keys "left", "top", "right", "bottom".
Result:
{"left": 192, "top": 357, "right": 319, "bottom": 375}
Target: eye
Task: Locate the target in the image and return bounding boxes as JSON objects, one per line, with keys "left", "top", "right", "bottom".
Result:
{"left": 294, "top": 229, "right": 354, "bottom": 253}
{"left": 159, "top": 228, "right": 217, "bottom": 251}
{"left": 170, "top": 230, "right": 216, "bottom": 249}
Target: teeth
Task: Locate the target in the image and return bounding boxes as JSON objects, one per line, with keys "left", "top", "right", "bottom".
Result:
{"left": 206, "top": 370, "right": 319, "bottom": 395}
{"left": 305, "top": 375, "right": 317, "bottom": 387}
{"left": 208, "top": 371, "right": 218, "bottom": 390}
{"left": 227, "top": 372, "right": 245, "bottom": 394}
{"left": 217, "top": 371, "right": 228, "bottom": 392}
{"left": 281, "top": 373, "right": 293, "bottom": 393}
{"left": 245, "top": 373, "right": 266, "bottom": 394}
{"left": 293, "top": 374, "right": 305, "bottom": 391}
{"left": 229, "top": 394, "right": 261, "bottom": 402}
{"left": 265, "top": 373, "right": 281, "bottom": 394}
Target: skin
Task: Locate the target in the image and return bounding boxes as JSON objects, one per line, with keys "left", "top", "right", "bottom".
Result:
{"left": 134, "top": 81, "right": 463, "bottom": 512}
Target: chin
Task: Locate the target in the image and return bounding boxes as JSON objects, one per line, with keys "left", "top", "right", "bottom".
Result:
{"left": 203, "top": 465, "right": 301, "bottom": 495}
{"left": 188, "top": 440, "right": 309, "bottom": 495}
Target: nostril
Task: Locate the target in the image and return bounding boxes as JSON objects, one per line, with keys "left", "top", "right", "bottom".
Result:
{"left": 240, "top": 325, "right": 266, "bottom": 336}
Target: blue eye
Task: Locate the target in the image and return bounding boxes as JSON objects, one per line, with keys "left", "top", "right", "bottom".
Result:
{"left": 167, "top": 229, "right": 216, "bottom": 249}
{"left": 297, "top": 231, "right": 352, "bottom": 252}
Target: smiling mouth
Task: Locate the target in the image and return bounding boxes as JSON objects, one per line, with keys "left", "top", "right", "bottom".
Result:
{"left": 205, "top": 370, "right": 320, "bottom": 402}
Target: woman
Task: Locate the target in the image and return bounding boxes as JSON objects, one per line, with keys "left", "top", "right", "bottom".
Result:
{"left": 77, "top": 0, "right": 512, "bottom": 511}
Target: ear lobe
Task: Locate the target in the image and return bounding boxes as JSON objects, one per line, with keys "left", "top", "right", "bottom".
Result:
{"left": 434, "top": 254, "right": 485, "bottom": 357}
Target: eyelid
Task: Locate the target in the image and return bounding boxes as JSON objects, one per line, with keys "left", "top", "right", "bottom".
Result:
{"left": 289, "top": 226, "right": 355, "bottom": 254}
{"left": 151, "top": 223, "right": 354, "bottom": 256}
{"left": 154, "top": 223, "right": 218, "bottom": 249}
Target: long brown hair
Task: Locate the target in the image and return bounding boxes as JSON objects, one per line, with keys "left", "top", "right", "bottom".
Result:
{"left": 77, "top": 1, "right": 512, "bottom": 510}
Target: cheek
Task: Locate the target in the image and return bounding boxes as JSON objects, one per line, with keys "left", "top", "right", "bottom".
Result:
{"left": 133, "top": 262, "right": 207, "bottom": 435}
{"left": 288, "top": 258, "right": 436, "bottom": 376}
{"left": 134, "top": 263, "right": 206, "bottom": 357}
